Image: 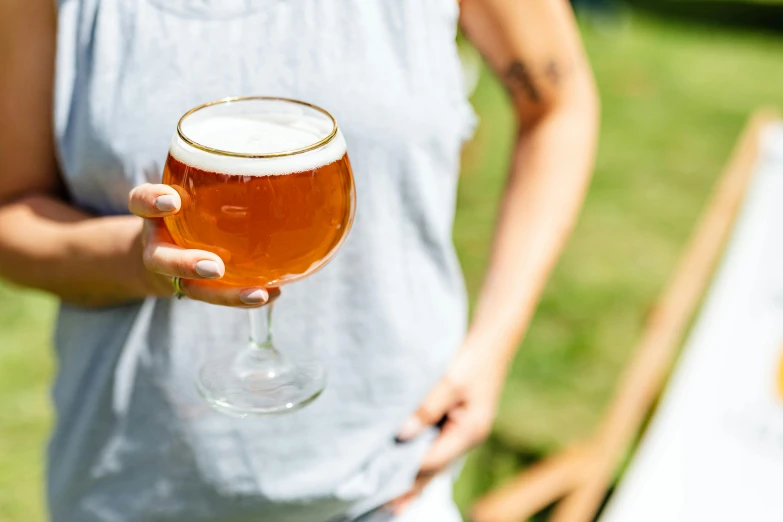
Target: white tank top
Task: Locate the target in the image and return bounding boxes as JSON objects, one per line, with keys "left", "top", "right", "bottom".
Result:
{"left": 51, "top": 1, "right": 476, "bottom": 520}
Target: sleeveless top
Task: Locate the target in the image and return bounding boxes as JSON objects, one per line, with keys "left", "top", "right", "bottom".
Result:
{"left": 51, "top": 1, "right": 476, "bottom": 521}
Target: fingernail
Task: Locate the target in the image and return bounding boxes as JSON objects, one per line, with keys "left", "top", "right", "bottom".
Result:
{"left": 194, "top": 260, "right": 223, "bottom": 279}
{"left": 240, "top": 288, "right": 269, "bottom": 305}
{"left": 396, "top": 417, "right": 424, "bottom": 442}
{"left": 154, "top": 195, "right": 178, "bottom": 212}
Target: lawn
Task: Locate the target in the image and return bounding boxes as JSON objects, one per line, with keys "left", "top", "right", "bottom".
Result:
{"left": 3, "top": 12, "right": 783, "bottom": 522}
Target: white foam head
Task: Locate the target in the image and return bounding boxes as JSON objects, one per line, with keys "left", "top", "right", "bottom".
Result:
{"left": 170, "top": 109, "right": 346, "bottom": 176}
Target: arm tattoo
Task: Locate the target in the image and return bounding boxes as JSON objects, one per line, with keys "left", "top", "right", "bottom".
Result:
{"left": 505, "top": 60, "right": 540, "bottom": 102}
{"left": 505, "top": 58, "right": 569, "bottom": 103}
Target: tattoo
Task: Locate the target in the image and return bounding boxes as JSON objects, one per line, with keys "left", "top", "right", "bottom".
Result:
{"left": 505, "top": 60, "right": 540, "bottom": 102}
{"left": 544, "top": 59, "right": 562, "bottom": 86}
{"left": 504, "top": 58, "right": 570, "bottom": 103}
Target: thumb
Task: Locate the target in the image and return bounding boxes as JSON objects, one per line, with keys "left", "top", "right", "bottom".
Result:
{"left": 396, "top": 378, "right": 459, "bottom": 442}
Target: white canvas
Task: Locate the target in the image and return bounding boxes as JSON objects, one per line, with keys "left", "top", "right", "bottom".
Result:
{"left": 600, "top": 123, "right": 783, "bottom": 522}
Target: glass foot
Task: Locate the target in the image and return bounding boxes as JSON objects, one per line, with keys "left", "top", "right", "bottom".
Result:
{"left": 197, "top": 345, "right": 326, "bottom": 417}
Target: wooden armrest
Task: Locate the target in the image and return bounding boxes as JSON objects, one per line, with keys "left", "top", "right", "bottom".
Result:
{"left": 471, "top": 442, "right": 594, "bottom": 522}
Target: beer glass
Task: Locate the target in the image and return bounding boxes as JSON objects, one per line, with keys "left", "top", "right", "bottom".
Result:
{"left": 163, "top": 97, "right": 355, "bottom": 416}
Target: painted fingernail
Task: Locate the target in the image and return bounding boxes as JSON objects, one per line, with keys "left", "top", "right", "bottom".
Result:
{"left": 154, "top": 195, "right": 178, "bottom": 212}
{"left": 240, "top": 288, "right": 269, "bottom": 305}
{"left": 396, "top": 417, "right": 424, "bottom": 442}
{"left": 194, "top": 260, "right": 223, "bottom": 279}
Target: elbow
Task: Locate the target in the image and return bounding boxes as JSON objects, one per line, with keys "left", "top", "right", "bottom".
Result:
{"left": 517, "top": 70, "right": 600, "bottom": 136}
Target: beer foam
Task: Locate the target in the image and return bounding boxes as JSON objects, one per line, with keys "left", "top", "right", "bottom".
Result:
{"left": 170, "top": 114, "right": 347, "bottom": 175}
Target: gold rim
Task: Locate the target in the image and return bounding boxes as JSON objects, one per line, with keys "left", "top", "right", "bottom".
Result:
{"left": 176, "top": 96, "right": 339, "bottom": 159}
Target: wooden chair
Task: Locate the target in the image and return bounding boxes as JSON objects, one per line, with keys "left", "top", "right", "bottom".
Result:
{"left": 472, "top": 109, "right": 782, "bottom": 522}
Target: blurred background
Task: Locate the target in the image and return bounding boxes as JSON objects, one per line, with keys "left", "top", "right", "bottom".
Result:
{"left": 4, "top": 3, "right": 783, "bottom": 521}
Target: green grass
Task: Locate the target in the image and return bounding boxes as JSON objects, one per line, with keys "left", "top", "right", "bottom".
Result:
{"left": 0, "top": 284, "right": 55, "bottom": 521}
{"left": 4, "top": 12, "right": 783, "bottom": 521}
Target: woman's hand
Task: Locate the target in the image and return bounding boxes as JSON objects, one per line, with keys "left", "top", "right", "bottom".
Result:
{"left": 128, "top": 183, "right": 276, "bottom": 307}
{"left": 388, "top": 338, "right": 509, "bottom": 514}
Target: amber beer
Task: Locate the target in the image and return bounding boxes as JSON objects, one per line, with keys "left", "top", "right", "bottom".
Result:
{"left": 162, "top": 112, "right": 355, "bottom": 287}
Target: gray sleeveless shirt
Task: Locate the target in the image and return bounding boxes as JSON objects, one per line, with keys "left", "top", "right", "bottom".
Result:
{"left": 51, "top": 1, "right": 475, "bottom": 521}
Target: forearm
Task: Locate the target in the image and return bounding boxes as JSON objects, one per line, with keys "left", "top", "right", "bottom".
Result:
{"left": 467, "top": 100, "right": 598, "bottom": 362}
{"left": 0, "top": 194, "right": 160, "bottom": 307}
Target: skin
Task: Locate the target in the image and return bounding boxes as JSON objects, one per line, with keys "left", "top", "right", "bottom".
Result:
{"left": 0, "top": 0, "right": 597, "bottom": 515}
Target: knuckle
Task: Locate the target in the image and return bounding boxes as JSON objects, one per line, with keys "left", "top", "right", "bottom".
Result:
{"left": 450, "top": 382, "right": 468, "bottom": 399}
{"left": 173, "top": 256, "right": 192, "bottom": 278}
{"left": 142, "top": 245, "right": 157, "bottom": 269}
{"left": 129, "top": 183, "right": 149, "bottom": 201}
{"left": 444, "top": 374, "right": 467, "bottom": 396}
{"left": 418, "top": 404, "right": 443, "bottom": 424}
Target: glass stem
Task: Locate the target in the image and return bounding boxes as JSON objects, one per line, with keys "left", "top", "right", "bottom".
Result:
{"left": 235, "top": 303, "right": 285, "bottom": 380}
{"left": 248, "top": 304, "right": 277, "bottom": 353}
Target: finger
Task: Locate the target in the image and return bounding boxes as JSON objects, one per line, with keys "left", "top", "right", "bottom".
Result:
{"left": 387, "top": 490, "right": 419, "bottom": 516}
{"left": 180, "top": 279, "right": 271, "bottom": 307}
{"left": 129, "top": 183, "right": 182, "bottom": 218}
{"left": 411, "top": 469, "right": 437, "bottom": 493}
{"left": 143, "top": 223, "right": 226, "bottom": 280}
{"left": 397, "top": 378, "right": 460, "bottom": 441}
{"left": 143, "top": 218, "right": 234, "bottom": 262}
{"left": 266, "top": 287, "right": 282, "bottom": 304}
{"left": 385, "top": 468, "right": 440, "bottom": 515}
{"left": 418, "top": 419, "right": 474, "bottom": 474}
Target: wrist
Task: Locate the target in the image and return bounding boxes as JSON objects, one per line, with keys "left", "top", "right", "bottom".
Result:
{"left": 466, "top": 302, "right": 537, "bottom": 367}
{"left": 460, "top": 328, "right": 517, "bottom": 373}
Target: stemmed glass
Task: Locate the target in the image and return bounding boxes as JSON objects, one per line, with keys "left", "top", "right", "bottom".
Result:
{"left": 162, "top": 97, "right": 355, "bottom": 416}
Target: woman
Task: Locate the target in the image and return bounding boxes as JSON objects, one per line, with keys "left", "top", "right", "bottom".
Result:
{"left": 0, "top": 0, "right": 598, "bottom": 520}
